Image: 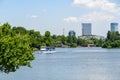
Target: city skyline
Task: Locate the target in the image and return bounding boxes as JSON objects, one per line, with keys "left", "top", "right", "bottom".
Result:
{"left": 0, "top": 0, "right": 120, "bottom": 36}
{"left": 69, "top": 22, "right": 118, "bottom": 37}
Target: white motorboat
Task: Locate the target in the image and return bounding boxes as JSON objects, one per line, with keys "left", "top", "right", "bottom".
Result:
{"left": 40, "top": 46, "right": 56, "bottom": 53}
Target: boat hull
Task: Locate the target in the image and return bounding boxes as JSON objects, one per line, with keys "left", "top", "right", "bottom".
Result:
{"left": 40, "top": 50, "right": 56, "bottom": 54}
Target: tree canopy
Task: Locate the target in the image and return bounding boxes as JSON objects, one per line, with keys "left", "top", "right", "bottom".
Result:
{"left": 0, "top": 23, "right": 34, "bottom": 73}
{"left": 102, "top": 31, "right": 120, "bottom": 48}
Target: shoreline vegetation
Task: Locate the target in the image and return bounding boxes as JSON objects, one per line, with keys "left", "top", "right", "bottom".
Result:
{"left": 0, "top": 23, "right": 120, "bottom": 73}
{"left": 102, "top": 31, "right": 120, "bottom": 48}
{"left": 1, "top": 23, "right": 120, "bottom": 49}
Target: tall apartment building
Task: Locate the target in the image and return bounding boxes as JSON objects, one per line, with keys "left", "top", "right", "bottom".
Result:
{"left": 111, "top": 23, "right": 118, "bottom": 32}
{"left": 82, "top": 23, "right": 92, "bottom": 36}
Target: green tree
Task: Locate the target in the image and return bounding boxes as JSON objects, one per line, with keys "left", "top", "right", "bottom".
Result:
{"left": 1, "top": 23, "right": 12, "bottom": 36}
{"left": 12, "top": 26, "right": 27, "bottom": 35}
{"left": 107, "top": 31, "right": 111, "bottom": 40}
{"left": 28, "top": 30, "right": 42, "bottom": 49}
{"left": 67, "top": 36, "right": 77, "bottom": 47}
{"left": 0, "top": 23, "right": 34, "bottom": 73}
{"left": 103, "top": 31, "right": 120, "bottom": 48}
{"left": 44, "top": 31, "right": 53, "bottom": 46}
{"left": 61, "top": 35, "right": 67, "bottom": 45}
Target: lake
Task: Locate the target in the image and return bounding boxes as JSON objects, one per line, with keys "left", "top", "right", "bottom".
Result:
{"left": 1, "top": 47, "right": 120, "bottom": 80}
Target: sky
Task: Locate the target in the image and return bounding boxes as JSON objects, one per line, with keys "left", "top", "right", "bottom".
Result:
{"left": 0, "top": 0, "right": 120, "bottom": 37}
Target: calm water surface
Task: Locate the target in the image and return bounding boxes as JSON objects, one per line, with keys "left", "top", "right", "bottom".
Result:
{"left": 1, "top": 47, "right": 120, "bottom": 80}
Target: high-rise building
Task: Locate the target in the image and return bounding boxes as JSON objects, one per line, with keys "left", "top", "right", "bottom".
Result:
{"left": 111, "top": 23, "right": 118, "bottom": 32}
{"left": 68, "top": 30, "right": 76, "bottom": 36}
{"left": 82, "top": 23, "right": 92, "bottom": 36}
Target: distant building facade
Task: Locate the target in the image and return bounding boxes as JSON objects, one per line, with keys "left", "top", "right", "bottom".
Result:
{"left": 79, "top": 35, "right": 105, "bottom": 40}
{"left": 68, "top": 30, "right": 76, "bottom": 36}
{"left": 111, "top": 23, "right": 118, "bottom": 32}
{"left": 82, "top": 23, "right": 92, "bottom": 36}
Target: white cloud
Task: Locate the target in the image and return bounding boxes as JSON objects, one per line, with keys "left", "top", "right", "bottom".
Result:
{"left": 64, "top": 17, "right": 78, "bottom": 22}
{"left": 64, "top": 12, "right": 115, "bottom": 22}
{"left": 69, "top": 0, "right": 119, "bottom": 23}
{"left": 73, "top": 0, "right": 120, "bottom": 13}
{"left": 31, "top": 15, "right": 38, "bottom": 19}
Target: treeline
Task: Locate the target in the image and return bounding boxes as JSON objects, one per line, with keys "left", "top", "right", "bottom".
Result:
{"left": 12, "top": 25, "right": 105, "bottom": 48}
{"left": 52, "top": 35, "right": 104, "bottom": 47}
{"left": 102, "top": 31, "right": 120, "bottom": 48}
{"left": 0, "top": 23, "right": 104, "bottom": 49}
{"left": 11, "top": 26, "right": 97, "bottom": 48}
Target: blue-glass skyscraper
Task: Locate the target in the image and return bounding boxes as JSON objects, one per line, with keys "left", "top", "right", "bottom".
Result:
{"left": 82, "top": 23, "right": 92, "bottom": 36}
{"left": 111, "top": 23, "right": 118, "bottom": 32}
